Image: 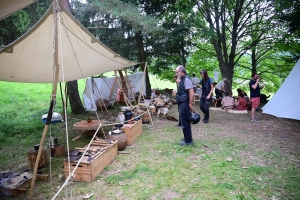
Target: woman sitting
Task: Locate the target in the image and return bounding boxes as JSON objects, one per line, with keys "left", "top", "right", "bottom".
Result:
{"left": 237, "top": 88, "right": 249, "bottom": 100}
{"left": 236, "top": 93, "right": 248, "bottom": 111}
{"left": 221, "top": 92, "right": 235, "bottom": 110}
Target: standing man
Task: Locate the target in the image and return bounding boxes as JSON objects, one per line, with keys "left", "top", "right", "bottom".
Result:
{"left": 249, "top": 73, "right": 263, "bottom": 122}
{"left": 174, "top": 74, "right": 181, "bottom": 127}
{"left": 215, "top": 78, "right": 227, "bottom": 99}
{"left": 191, "top": 73, "right": 200, "bottom": 93}
{"left": 199, "top": 70, "right": 214, "bottom": 123}
{"left": 175, "top": 65, "right": 195, "bottom": 146}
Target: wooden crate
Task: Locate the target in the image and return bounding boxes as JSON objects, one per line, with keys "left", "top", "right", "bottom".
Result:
{"left": 63, "top": 142, "right": 117, "bottom": 182}
{"left": 121, "top": 119, "right": 143, "bottom": 146}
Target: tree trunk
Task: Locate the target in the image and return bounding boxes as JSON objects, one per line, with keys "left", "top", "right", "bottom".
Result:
{"left": 61, "top": 0, "right": 85, "bottom": 114}
{"left": 67, "top": 81, "right": 85, "bottom": 114}
{"left": 135, "top": 32, "right": 151, "bottom": 95}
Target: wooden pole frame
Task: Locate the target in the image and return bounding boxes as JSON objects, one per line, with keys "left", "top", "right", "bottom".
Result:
{"left": 29, "top": 1, "right": 59, "bottom": 199}
{"left": 138, "top": 63, "right": 154, "bottom": 126}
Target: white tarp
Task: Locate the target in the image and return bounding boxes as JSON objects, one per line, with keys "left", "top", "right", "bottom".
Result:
{"left": 83, "top": 72, "right": 146, "bottom": 111}
{"left": 0, "top": 0, "right": 37, "bottom": 20}
{"left": 0, "top": 2, "right": 138, "bottom": 83}
{"left": 262, "top": 59, "right": 300, "bottom": 120}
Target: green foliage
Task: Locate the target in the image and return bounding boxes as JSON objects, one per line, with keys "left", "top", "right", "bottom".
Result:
{"left": 0, "top": 0, "right": 51, "bottom": 46}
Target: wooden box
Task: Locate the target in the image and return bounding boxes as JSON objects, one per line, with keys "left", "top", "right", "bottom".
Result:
{"left": 121, "top": 119, "right": 143, "bottom": 146}
{"left": 63, "top": 142, "right": 117, "bottom": 182}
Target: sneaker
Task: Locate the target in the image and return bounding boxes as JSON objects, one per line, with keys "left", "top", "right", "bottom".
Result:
{"left": 251, "top": 118, "right": 259, "bottom": 122}
{"left": 203, "top": 119, "right": 209, "bottom": 123}
{"left": 180, "top": 141, "right": 193, "bottom": 146}
{"left": 175, "top": 123, "right": 182, "bottom": 127}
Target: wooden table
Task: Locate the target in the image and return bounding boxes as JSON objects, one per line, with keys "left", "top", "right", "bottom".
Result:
{"left": 73, "top": 120, "right": 104, "bottom": 141}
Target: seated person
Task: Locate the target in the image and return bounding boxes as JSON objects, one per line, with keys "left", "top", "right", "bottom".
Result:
{"left": 237, "top": 88, "right": 249, "bottom": 99}
{"left": 221, "top": 92, "right": 235, "bottom": 110}
{"left": 151, "top": 89, "right": 157, "bottom": 100}
{"left": 236, "top": 93, "right": 248, "bottom": 111}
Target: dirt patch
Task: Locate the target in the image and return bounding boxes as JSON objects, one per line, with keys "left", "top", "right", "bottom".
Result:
{"left": 166, "top": 105, "right": 300, "bottom": 166}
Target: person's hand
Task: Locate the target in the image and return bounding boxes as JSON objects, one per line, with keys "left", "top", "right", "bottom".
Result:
{"left": 189, "top": 104, "right": 194, "bottom": 112}
{"left": 256, "top": 78, "right": 260, "bottom": 82}
{"left": 206, "top": 95, "right": 210, "bottom": 100}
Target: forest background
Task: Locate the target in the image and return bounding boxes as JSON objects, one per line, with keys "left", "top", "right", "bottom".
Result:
{"left": 0, "top": 0, "right": 299, "bottom": 113}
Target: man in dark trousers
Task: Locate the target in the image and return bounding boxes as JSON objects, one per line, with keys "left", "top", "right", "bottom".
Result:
{"left": 175, "top": 65, "right": 195, "bottom": 146}
{"left": 199, "top": 70, "right": 214, "bottom": 123}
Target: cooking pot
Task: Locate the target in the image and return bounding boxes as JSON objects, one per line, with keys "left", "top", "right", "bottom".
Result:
{"left": 124, "top": 110, "right": 133, "bottom": 121}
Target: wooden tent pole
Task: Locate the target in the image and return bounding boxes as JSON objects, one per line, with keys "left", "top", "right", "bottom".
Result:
{"left": 108, "top": 76, "right": 117, "bottom": 104}
{"left": 138, "top": 63, "right": 153, "bottom": 126}
{"left": 29, "top": 1, "right": 60, "bottom": 199}
{"left": 92, "top": 78, "right": 108, "bottom": 113}
{"left": 138, "top": 63, "right": 148, "bottom": 105}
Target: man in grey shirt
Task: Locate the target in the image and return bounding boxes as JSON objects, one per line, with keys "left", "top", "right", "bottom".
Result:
{"left": 175, "top": 65, "right": 195, "bottom": 146}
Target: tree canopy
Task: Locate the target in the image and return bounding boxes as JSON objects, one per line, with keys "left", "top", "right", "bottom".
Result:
{"left": 1, "top": 0, "right": 299, "bottom": 98}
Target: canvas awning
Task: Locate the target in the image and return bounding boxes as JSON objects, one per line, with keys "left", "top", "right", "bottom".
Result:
{"left": 0, "top": 2, "right": 138, "bottom": 83}
{"left": 0, "top": 0, "right": 37, "bottom": 20}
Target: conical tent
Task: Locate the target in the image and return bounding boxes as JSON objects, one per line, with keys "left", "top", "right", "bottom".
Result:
{"left": 0, "top": 2, "right": 138, "bottom": 83}
{"left": 262, "top": 59, "right": 300, "bottom": 120}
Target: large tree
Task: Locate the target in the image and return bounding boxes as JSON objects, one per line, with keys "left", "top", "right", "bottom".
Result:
{"left": 190, "top": 0, "right": 286, "bottom": 94}
{"left": 71, "top": 0, "right": 165, "bottom": 95}
{"left": 61, "top": 0, "right": 86, "bottom": 114}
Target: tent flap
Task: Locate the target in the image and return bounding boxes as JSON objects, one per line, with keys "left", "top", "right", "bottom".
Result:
{"left": 262, "top": 59, "right": 300, "bottom": 120}
{"left": 0, "top": 2, "right": 138, "bottom": 83}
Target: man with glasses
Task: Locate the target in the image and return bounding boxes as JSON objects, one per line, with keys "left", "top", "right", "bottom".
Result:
{"left": 175, "top": 65, "right": 195, "bottom": 146}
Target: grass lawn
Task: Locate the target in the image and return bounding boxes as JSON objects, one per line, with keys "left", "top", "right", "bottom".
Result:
{"left": 0, "top": 80, "right": 299, "bottom": 200}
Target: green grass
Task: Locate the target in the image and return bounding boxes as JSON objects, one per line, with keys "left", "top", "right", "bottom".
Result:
{"left": 0, "top": 80, "right": 299, "bottom": 199}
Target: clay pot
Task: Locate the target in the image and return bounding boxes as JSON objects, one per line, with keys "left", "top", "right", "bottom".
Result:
{"left": 34, "top": 144, "right": 40, "bottom": 150}
{"left": 106, "top": 132, "right": 127, "bottom": 151}
{"left": 118, "top": 113, "right": 125, "bottom": 123}
{"left": 54, "top": 138, "right": 59, "bottom": 145}
{"left": 87, "top": 118, "right": 92, "bottom": 123}
{"left": 124, "top": 110, "right": 133, "bottom": 121}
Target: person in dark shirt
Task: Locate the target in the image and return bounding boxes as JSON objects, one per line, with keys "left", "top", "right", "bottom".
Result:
{"left": 175, "top": 65, "right": 195, "bottom": 146}
{"left": 199, "top": 70, "right": 214, "bottom": 123}
{"left": 249, "top": 73, "right": 264, "bottom": 122}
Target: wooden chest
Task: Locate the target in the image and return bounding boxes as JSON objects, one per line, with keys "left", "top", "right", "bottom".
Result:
{"left": 121, "top": 119, "right": 143, "bottom": 146}
{"left": 64, "top": 141, "right": 118, "bottom": 182}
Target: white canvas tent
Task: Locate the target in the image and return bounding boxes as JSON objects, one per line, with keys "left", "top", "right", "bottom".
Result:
{"left": 0, "top": 2, "right": 141, "bottom": 199}
{"left": 262, "top": 59, "right": 300, "bottom": 120}
{"left": 0, "top": 0, "right": 37, "bottom": 20}
{"left": 0, "top": 2, "right": 138, "bottom": 83}
{"left": 83, "top": 72, "right": 146, "bottom": 111}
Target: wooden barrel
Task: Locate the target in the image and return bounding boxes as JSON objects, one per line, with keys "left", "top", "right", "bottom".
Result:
{"left": 142, "top": 112, "right": 150, "bottom": 123}
{"left": 28, "top": 148, "right": 48, "bottom": 169}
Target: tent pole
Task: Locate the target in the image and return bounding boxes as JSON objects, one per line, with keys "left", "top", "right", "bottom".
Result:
{"left": 29, "top": 1, "right": 60, "bottom": 199}
{"left": 138, "top": 63, "right": 154, "bottom": 126}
